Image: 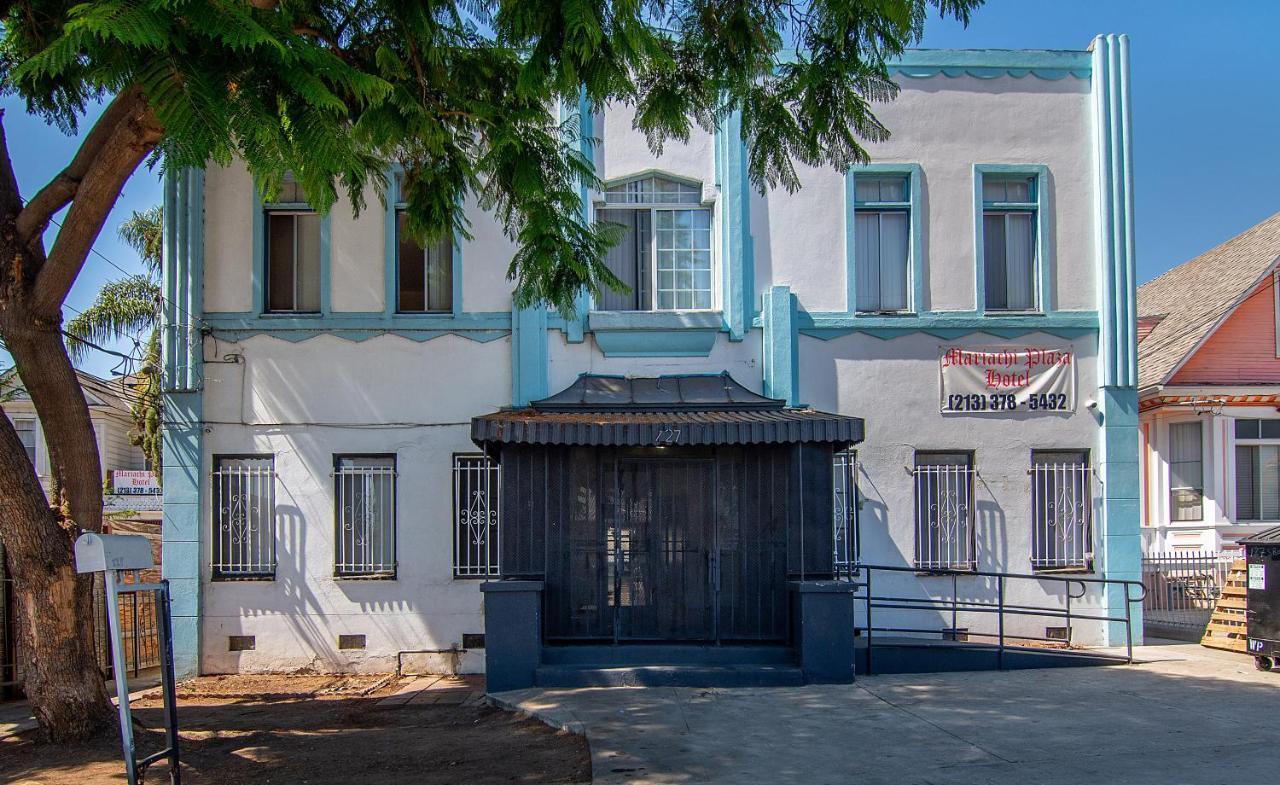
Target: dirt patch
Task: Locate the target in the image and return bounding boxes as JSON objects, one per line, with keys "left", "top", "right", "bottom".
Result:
{"left": 0, "top": 676, "right": 590, "bottom": 785}
{"left": 165, "top": 673, "right": 396, "bottom": 701}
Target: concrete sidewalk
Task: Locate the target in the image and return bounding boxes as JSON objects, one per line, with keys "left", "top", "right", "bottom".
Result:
{"left": 495, "top": 643, "right": 1279, "bottom": 784}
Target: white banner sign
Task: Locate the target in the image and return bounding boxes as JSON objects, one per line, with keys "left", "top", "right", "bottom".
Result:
{"left": 940, "top": 346, "right": 1076, "bottom": 414}
{"left": 112, "top": 470, "right": 161, "bottom": 495}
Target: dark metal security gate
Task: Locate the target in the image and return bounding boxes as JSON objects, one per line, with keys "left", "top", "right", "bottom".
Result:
{"left": 545, "top": 450, "right": 789, "bottom": 644}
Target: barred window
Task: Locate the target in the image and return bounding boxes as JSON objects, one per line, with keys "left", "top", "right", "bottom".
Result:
{"left": 212, "top": 456, "right": 276, "bottom": 579}
{"left": 334, "top": 455, "right": 397, "bottom": 578}
{"left": 833, "top": 449, "right": 859, "bottom": 576}
{"left": 453, "top": 454, "right": 500, "bottom": 578}
{"left": 1030, "top": 451, "right": 1093, "bottom": 570}
{"left": 913, "top": 452, "right": 976, "bottom": 571}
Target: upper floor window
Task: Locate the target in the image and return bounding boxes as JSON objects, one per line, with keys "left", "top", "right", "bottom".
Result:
{"left": 853, "top": 175, "right": 911, "bottom": 313}
{"left": 1234, "top": 419, "right": 1280, "bottom": 521}
{"left": 981, "top": 175, "right": 1038, "bottom": 312}
{"left": 596, "top": 175, "right": 713, "bottom": 311}
{"left": 12, "top": 418, "right": 36, "bottom": 465}
{"left": 1168, "top": 421, "right": 1204, "bottom": 522}
{"left": 394, "top": 174, "right": 453, "bottom": 313}
{"left": 264, "top": 174, "right": 321, "bottom": 313}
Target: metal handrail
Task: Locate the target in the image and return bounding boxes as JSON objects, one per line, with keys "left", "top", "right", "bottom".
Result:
{"left": 848, "top": 562, "right": 1146, "bottom": 674}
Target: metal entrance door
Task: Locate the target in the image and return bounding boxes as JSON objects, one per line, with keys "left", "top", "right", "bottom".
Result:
{"left": 610, "top": 458, "right": 717, "bottom": 641}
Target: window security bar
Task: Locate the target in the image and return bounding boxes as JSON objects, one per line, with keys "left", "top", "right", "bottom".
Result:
{"left": 833, "top": 451, "right": 860, "bottom": 576}
{"left": 912, "top": 464, "right": 977, "bottom": 571}
{"left": 453, "top": 455, "right": 501, "bottom": 578}
{"left": 1029, "top": 463, "right": 1094, "bottom": 570}
{"left": 333, "top": 460, "right": 397, "bottom": 577}
{"left": 212, "top": 460, "right": 276, "bottom": 578}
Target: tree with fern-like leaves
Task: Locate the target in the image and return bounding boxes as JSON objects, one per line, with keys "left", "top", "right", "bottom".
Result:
{"left": 65, "top": 206, "right": 164, "bottom": 474}
{"left": 0, "top": 0, "right": 983, "bottom": 741}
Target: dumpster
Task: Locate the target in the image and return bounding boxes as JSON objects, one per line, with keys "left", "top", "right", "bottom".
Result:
{"left": 1241, "top": 525, "right": 1280, "bottom": 671}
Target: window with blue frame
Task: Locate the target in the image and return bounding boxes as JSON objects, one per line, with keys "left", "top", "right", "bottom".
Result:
{"left": 596, "top": 175, "right": 713, "bottom": 311}
{"left": 394, "top": 173, "right": 453, "bottom": 313}
{"left": 264, "top": 174, "right": 322, "bottom": 313}
{"left": 852, "top": 175, "right": 912, "bottom": 313}
{"left": 981, "top": 175, "right": 1039, "bottom": 312}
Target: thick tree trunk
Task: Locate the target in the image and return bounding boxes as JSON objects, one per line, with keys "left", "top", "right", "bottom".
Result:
{"left": 0, "top": 401, "right": 114, "bottom": 742}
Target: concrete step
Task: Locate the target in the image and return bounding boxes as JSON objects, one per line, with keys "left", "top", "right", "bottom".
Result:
{"left": 542, "top": 644, "right": 795, "bottom": 667}
{"left": 535, "top": 663, "right": 805, "bottom": 688}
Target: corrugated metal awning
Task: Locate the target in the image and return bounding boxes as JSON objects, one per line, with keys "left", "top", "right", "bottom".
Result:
{"left": 472, "top": 373, "right": 864, "bottom": 448}
{"left": 1240, "top": 525, "right": 1280, "bottom": 545}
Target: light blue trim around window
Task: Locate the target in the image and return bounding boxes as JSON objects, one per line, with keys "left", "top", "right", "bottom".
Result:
{"left": 383, "top": 165, "right": 464, "bottom": 318}
{"left": 973, "top": 164, "right": 1051, "bottom": 314}
{"left": 845, "top": 163, "right": 923, "bottom": 315}
{"left": 253, "top": 189, "right": 332, "bottom": 317}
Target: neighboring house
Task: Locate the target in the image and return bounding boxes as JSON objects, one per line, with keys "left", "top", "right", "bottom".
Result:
{"left": 0, "top": 368, "right": 148, "bottom": 494}
{"left": 1138, "top": 212, "right": 1280, "bottom": 552}
{"left": 160, "top": 37, "right": 1139, "bottom": 681}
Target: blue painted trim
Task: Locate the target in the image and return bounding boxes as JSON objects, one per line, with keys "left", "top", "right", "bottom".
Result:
{"left": 1093, "top": 34, "right": 1137, "bottom": 389}
{"left": 714, "top": 110, "right": 752, "bottom": 341}
{"left": 253, "top": 188, "right": 333, "bottom": 316}
{"left": 890, "top": 49, "right": 1092, "bottom": 80}
{"left": 587, "top": 310, "right": 723, "bottom": 331}
{"left": 594, "top": 330, "right": 718, "bottom": 357}
{"left": 561, "top": 90, "right": 591, "bottom": 342}
{"left": 511, "top": 305, "right": 548, "bottom": 406}
{"left": 845, "top": 163, "right": 924, "bottom": 314}
{"left": 788, "top": 309, "right": 1098, "bottom": 341}
{"left": 201, "top": 310, "right": 511, "bottom": 344}
{"left": 761, "top": 286, "right": 798, "bottom": 405}
{"left": 972, "top": 164, "right": 1052, "bottom": 314}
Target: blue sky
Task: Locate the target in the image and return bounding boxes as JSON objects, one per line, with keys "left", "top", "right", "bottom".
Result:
{"left": 3, "top": 0, "right": 1277, "bottom": 378}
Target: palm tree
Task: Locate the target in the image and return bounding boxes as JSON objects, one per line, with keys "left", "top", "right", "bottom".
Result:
{"left": 65, "top": 205, "right": 163, "bottom": 473}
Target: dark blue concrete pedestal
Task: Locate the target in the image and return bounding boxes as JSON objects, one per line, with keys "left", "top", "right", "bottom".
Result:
{"left": 790, "top": 580, "right": 857, "bottom": 683}
{"left": 480, "top": 580, "right": 544, "bottom": 692}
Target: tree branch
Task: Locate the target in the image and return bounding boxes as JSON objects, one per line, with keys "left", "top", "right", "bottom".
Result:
{"left": 0, "top": 112, "right": 24, "bottom": 218}
{"left": 15, "top": 88, "right": 149, "bottom": 248}
{"left": 29, "top": 98, "right": 162, "bottom": 317}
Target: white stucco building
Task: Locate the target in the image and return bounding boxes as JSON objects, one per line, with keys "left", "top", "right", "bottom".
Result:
{"left": 161, "top": 38, "right": 1141, "bottom": 681}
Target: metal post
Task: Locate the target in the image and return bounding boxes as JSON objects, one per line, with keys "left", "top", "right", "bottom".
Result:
{"left": 156, "top": 581, "right": 182, "bottom": 784}
{"left": 1065, "top": 583, "right": 1074, "bottom": 648}
{"left": 864, "top": 568, "right": 873, "bottom": 676}
{"left": 1124, "top": 584, "right": 1134, "bottom": 664}
{"left": 131, "top": 592, "right": 141, "bottom": 677}
{"left": 951, "top": 573, "right": 958, "bottom": 639}
{"left": 996, "top": 575, "right": 1005, "bottom": 670}
{"left": 103, "top": 571, "right": 138, "bottom": 785}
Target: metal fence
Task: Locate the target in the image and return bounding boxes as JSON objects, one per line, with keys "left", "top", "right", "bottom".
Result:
{"left": 1141, "top": 550, "right": 1234, "bottom": 638}
{"left": 913, "top": 464, "right": 977, "bottom": 570}
{"left": 94, "top": 574, "right": 162, "bottom": 677}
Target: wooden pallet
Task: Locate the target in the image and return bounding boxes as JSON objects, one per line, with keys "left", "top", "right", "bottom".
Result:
{"left": 1201, "top": 559, "right": 1249, "bottom": 653}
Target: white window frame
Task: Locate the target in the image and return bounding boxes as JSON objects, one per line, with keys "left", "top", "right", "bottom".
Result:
{"left": 1167, "top": 420, "right": 1206, "bottom": 523}
{"left": 1233, "top": 417, "right": 1280, "bottom": 522}
{"left": 594, "top": 174, "right": 718, "bottom": 313}
{"left": 12, "top": 417, "right": 37, "bottom": 466}
{"left": 333, "top": 454, "right": 398, "bottom": 578}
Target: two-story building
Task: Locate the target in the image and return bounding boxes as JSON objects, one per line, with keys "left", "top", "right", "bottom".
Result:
{"left": 161, "top": 36, "right": 1140, "bottom": 682}
{"left": 1138, "top": 212, "right": 1280, "bottom": 553}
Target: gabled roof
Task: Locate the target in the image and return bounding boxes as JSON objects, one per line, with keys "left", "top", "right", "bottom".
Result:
{"left": 1137, "top": 212, "right": 1280, "bottom": 389}
{"left": 1, "top": 367, "right": 136, "bottom": 415}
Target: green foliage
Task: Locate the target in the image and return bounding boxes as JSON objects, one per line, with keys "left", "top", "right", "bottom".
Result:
{"left": 2, "top": 0, "right": 981, "bottom": 314}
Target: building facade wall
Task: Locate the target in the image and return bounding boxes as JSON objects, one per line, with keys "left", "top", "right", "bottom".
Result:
{"left": 163, "top": 39, "right": 1140, "bottom": 677}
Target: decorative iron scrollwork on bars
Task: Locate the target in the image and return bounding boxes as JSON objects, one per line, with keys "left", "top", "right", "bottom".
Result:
{"left": 453, "top": 454, "right": 501, "bottom": 577}
{"left": 212, "top": 457, "right": 276, "bottom": 578}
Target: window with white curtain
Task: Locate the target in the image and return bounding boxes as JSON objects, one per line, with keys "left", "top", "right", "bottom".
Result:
{"left": 982, "top": 175, "right": 1037, "bottom": 312}
{"left": 596, "top": 176, "right": 713, "bottom": 311}
{"left": 1168, "top": 421, "right": 1204, "bottom": 522}
{"left": 853, "top": 175, "right": 911, "bottom": 312}
{"left": 1235, "top": 418, "right": 1280, "bottom": 521}
{"left": 264, "top": 174, "right": 321, "bottom": 313}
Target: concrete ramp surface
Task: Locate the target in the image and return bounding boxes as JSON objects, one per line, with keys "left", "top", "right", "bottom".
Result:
{"left": 494, "top": 643, "right": 1278, "bottom": 785}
